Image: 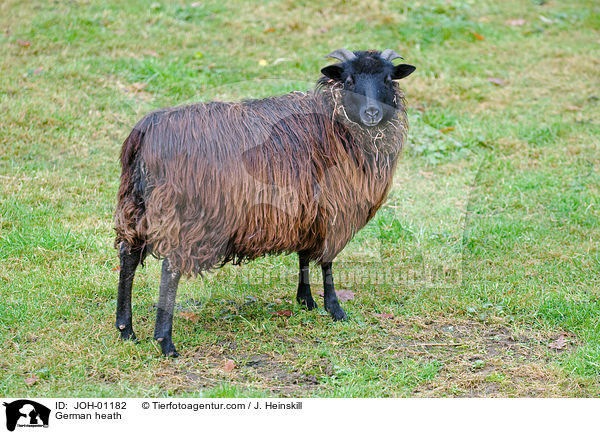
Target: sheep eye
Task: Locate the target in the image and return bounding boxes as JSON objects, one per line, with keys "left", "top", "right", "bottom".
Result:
{"left": 345, "top": 76, "right": 354, "bottom": 86}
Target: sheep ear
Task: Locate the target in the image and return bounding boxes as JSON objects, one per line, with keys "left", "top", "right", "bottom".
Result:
{"left": 392, "top": 64, "right": 416, "bottom": 80}
{"left": 321, "top": 65, "right": 344, "bottom": 81}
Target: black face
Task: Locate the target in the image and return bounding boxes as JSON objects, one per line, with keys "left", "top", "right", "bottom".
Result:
{"left": 321, "top": 51, "right": 415, "bottom": 127}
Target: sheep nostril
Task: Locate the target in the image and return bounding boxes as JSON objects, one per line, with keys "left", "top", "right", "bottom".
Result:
{"left": 365, "top": 107, "right": 380, "bottom": 119}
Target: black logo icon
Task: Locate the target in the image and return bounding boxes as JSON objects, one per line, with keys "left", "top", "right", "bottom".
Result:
{"left": 3, "top": 400, "right": 50, "bottom": 432}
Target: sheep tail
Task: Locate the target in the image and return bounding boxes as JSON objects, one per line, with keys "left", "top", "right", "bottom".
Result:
{"left": 113, "top": 126, "right": 148, "bottom": 253}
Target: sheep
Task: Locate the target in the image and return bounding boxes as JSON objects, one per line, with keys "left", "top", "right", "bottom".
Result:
{"left": 114, "top": 49, "right": 415, "bottom": 356}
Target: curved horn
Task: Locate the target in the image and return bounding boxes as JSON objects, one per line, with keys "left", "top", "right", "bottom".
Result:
{"left": 380, "top": 49, "right": 404, "bottom": 62}
{"left": 324, "top": 49, "right": 357, "bottom": 62}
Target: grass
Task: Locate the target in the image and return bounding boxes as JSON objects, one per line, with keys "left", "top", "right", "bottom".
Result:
{"left": 1, "top": 0, "right": 599, "bottom": 397}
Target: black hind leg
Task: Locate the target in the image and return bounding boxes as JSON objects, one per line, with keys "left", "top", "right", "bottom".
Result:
{"left": 154, "top": 258, "right": 181, "bottom": 357}
{"left": 116, "top": 242, "right": 145, "bottom": 341}
{"left": 296, "top": 251, "right": 318, "bottom": 310}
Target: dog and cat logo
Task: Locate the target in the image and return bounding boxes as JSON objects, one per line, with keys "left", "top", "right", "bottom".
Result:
{"left": 2, "top": 400, "right": 50, "bottom": 431}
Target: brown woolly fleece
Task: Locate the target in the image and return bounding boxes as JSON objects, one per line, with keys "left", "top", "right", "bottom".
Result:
{"left": 114, "top": 80, "right": 408, "bottom": 276}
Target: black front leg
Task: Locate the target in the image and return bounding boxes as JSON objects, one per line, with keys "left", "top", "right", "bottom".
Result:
{"left": 321, "top": 262, "right": 347, "bottom": 321}
{"left": 296, "top": 251, "right": 318, "bottom": 310}
{"left": 154, "top": 258, "right": 181, "bottom": 357}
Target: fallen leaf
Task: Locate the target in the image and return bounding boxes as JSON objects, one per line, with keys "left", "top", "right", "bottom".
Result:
{"left": 222, "top": 359, "right": 235, "bottom": 373}
{"left": 548, "top": 334, "right": 568, "bottom": 350}
{"left": 273, "top": 57, "right": 288, "bottom": 65}
{"left": 24, "top": 374, "right": 39, "bottom": 386}
{"left": 318, "top": 27, "right": 329, "bottom": 33}
{"left": 17, "top": 39, "right": 31, "bottom": 47}
{"left": 263, "top": 27, "right": 275, "bottom": 34}
{"left": 374, "top": 313, "right": 394, "bottom": 319}
{"left": 273, "top": 298, "right": 283, "bottom": 304}
{"left": 487, "top": 77, "right": 507, "bottom": 86}
{"left": 440, "top": 126, "right": 455, "bottom": 134}
{"left": 565, "top": 105, "right": 581, "bottom": 112}
{"left": 539, "top": 15, "right": 553, "bottom": 24}
{"left": 274, "top": 309, "right": 292, "bottom": 317}
{"left": 33, "top": 66, "right": 43, "bottom": 75}
{"left": 178, "top": 311, "right": 200, "bottom": 323}
{"left": 143, "top": 50, "right": 158, "bottom": 57}
{"left": 336, "top": 289, "right": 356, "bottom": 302}
{"left": 258, "top": 59, "right": 268, "bottom": 66}
{"left": 111, "top": 265, "right": 120, "bottom": 272}
{"left": 315, "top": 289, "right": 355, "bottom": 302}
{"left": 505, "top": 19, "right": 526, "bottom": 26}
{"left": 130, "top": 82, "right": 148, "bottom": 92}
{"left": 470, "top": 30, "right": 485, "bottom": 40}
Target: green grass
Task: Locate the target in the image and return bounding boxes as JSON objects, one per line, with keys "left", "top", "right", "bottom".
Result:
{"left": 1, "top": 0, "right": 599, "bottom": 397}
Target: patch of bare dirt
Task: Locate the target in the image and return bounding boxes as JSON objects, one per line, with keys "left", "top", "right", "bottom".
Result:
{"left": 165, "top": 337, "right": 331, "bottom": 397}
{"left": 372, "top": 318, "right": 576, "bottom": 397}
{"left": 159, "top": 318, "right": 578, "bottom": 397}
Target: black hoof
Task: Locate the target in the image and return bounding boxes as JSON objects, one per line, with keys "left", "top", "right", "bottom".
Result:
{"left": 157, "top": 338, "right": 179, "bottom": 357}
{"left": 325, "top": 301, "right": 348, "bottom": 321}
{"left": 297, "top": 295, "right": 318, "bottom": 310}
{"left": 117, "top": 324, "right": 137, "bottom": 341}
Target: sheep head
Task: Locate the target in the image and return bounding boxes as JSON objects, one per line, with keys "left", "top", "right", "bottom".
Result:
{"left": 321, "top": 49, "right": 415, "bottom": 127}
